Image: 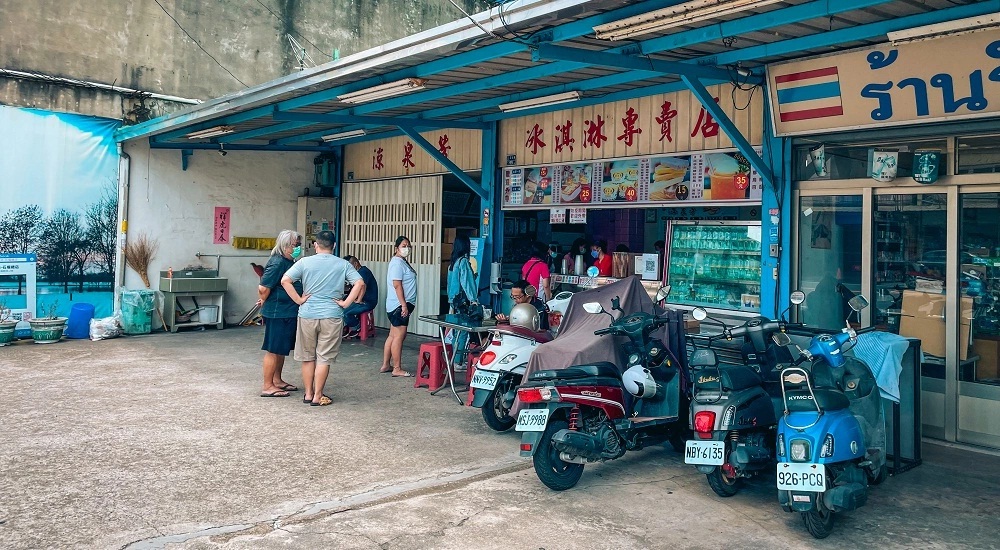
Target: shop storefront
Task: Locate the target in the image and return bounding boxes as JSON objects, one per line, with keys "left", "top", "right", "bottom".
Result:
{"left": 498, "top": 83, "right": 772, "bottom": 316}
{"left": 768, "top": 31, "right": 1000, "bottom": 449}
{"left": 340, "top": 128, "right": 487, "bottom": 337}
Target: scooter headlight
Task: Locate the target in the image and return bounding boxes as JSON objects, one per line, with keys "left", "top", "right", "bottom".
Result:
{"left": 790, "top": 439, "right": 810, "bottom": 463}
{"left": 629, "top": 353, "right": 641, "bottom": 365}
{"left": 820, "top": 434, "right": 835, "bottom": 458}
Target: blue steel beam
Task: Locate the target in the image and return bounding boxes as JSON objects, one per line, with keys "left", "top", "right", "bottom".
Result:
{"left": 533, "top": 44, "right": 764, "bottom": 85}
{"left": 147, "top": 0, "right": 687, "bottom": 144}
{"left": 271, "top": 111, "right": 489, "bottom": 130}
{"left": 397, "top": 126, "right": 489, "bottom": 200}
{"left": 681, "top": 75, "right": 774, "bottom": 188}
{"left": 274, "top": 0, "right": 898, "bottom": 145}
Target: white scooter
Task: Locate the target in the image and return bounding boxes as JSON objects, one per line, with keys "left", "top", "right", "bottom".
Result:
{"left": 470, "top": 292, "right": 571, "bottom": 431}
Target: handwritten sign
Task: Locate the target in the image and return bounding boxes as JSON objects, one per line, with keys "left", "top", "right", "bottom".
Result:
{"left": 569, "top": 208, "right": 587, "bottom": 224}
{"left": 214, "top": 206, "right": 231, "bottom": 244}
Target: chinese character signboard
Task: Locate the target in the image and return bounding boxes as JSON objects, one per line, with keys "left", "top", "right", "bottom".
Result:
{"left": 499, "top": 83, "right": 761, "bottom": 165}
{"left": 344, "top": 128, "right": 482, "bottom": 180}
{"left": 767, "top": 32, "right": 1000, "bottom": 136}
{"left": 214, "top": 206, "right": 231, "bottom": 244}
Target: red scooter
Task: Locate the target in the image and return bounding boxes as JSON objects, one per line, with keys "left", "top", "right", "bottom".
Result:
{"left": 515, "top": 288, "right": 690, "bottom": 491}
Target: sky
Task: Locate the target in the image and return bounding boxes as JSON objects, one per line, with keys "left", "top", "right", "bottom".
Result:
{"left": 0, "top": 105, "right": 119, "bottom": 216}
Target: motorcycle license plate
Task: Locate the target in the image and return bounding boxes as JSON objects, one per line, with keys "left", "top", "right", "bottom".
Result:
{"left": 515, "top": 408, "right": 550, "bottom": 432}
{"left": 776, "top": 463, "right": 826, "bottom": 492}
{"left": 470, "top": 369, "right": 500, "bottom": 390}
{"left": 684, "top": 440, "right": 725, "bottom": 465}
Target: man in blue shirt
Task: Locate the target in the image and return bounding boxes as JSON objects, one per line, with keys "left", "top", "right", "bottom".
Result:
{"left": 342, "top": 255, "right": 379, "bottom": 338}
{"left": 281, "top": 231, "right": 364, "bottom": 407}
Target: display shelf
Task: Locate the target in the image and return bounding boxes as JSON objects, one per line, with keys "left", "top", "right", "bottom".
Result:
{"left": 669, "top": 247, "right": 760, "bottom": 256}
{"left": 666, "top": 221, "right": 762, "bottom": 313}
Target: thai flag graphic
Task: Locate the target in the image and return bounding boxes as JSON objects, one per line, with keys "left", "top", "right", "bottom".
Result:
{"left": 774, "top": 67, "right": 844, "bottom": 122}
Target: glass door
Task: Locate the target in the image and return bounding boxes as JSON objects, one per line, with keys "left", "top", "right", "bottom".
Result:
{"left": 797, "top": 194, "right": 864, "bottom": 328}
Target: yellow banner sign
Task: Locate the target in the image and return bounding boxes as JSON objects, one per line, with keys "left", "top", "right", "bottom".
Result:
{"left": 767, "top": 31, "right": 1000, "bottom": 136}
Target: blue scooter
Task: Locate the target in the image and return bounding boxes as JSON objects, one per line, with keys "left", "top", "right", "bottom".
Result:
{"left": 770, "top": 293, "right": 887, "bottom": 539}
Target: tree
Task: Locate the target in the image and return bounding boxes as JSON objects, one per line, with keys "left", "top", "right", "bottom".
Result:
{"left": 38, "top": 209, "right": 90, "bottom": 292}
{"left": 85, "top": 183, "right": 119, "bottom": 283}
{"left": 0, "top": 205, "right": 44, "bottom": 294}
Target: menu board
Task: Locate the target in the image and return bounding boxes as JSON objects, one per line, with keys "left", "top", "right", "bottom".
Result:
{"left": 502, "top": 150, "right": 762, "bottom": 209}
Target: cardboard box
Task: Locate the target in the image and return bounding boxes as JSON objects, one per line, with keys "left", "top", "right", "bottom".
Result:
{"left": 634, "top": 253, "right": 661, "bottom": 281}
{"left": 684, "top": 318, "right": 701, "bottom": 334}
{"left": 898, "top": 290, "right": 972, "bottom": 359}
{"left": 973, "top": 336, "right": 1000, "bottom": 380}
{"left": 612, "top": 252, "right": 637, "bottom": 278}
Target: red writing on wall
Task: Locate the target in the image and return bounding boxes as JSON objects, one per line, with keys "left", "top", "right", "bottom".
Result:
{"left": 617, "top": 106, "right": 642, "bottom": 146}
{"left": 438, "top": 134, "right": 451, "bottom": 157}
{"left": 555, "top": 120, "right": 575, "bottom": 153}
{"left": 525, "top": 124, "right": 546, "bottom": 155}
{"left": 373, "top": 147, "right": 385, "bottom": 171}
{"left": 402, "top": 141, "right": 416, "bottom": 169}
{"left": 655, "top": 100, "right": 678, "bottom": 143}
{"left": 213, "top": 206, "right": 231, "bottom": 245}
{"left": 691, "top": 97, "right": 721, "bottom": 139}
{"left": 583, "top": 115, "right": 607, "bottom": 148}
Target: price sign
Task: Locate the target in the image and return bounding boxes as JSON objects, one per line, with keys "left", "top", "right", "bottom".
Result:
{"left": 625, "top": 187, "right": 638, "bottom": 201}
{"left": 580, "top": 186, "right": 592, "bottom": 202}
{"left": 735, "top": 173, "right": 750, "bottom": 190}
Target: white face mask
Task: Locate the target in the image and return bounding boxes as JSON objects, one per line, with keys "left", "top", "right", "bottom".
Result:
{"left": 399, "top": 246, "right": 411, "bottom": 258}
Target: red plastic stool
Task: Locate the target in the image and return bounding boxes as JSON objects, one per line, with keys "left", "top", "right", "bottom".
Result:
{"left": 463, "top": 351, "right": 482, "bottom": 406}
{"left": 359, "top": 310, "right": 376, "bottom": 341}
{"left": 415, "top": 342, "right": 451, "bottom": 390}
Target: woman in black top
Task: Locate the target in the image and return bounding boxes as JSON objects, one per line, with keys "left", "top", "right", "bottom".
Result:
{"left": 258, "top": 229, "right": 303, "bottom": 397}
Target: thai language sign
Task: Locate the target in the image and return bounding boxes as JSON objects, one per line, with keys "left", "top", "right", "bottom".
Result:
{"left": 767, "top": 31, "right": 1000, "bottom": 136}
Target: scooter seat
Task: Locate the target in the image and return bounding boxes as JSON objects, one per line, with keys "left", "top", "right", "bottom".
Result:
{"left": 785, "top": 388, "right": 850, "bottom": 412}
{"left": 528, "top": 362, "right": 619, "bottom": 381}
{"left": 495, "top": 325, "right": 553, "bottom": 343}
{"left": 695, "top": 365, "right": 762, "bottom": 392}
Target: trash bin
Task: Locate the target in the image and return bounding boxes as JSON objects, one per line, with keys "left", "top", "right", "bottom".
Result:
{"left": 65, "top": 303, "right": 95, "bottom": 339}
{"left": 121, "top": 289, "right": 156, "bottom": 335}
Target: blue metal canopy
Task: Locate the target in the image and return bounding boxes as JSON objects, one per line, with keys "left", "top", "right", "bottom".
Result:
{"left": 114, "top": 0, "right": 997, "bottom": 158}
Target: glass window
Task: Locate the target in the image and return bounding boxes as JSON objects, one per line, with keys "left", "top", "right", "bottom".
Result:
{"left": 961, "top": 192, "right": 1000, "bottom": 385}
{"left": 665, "top": 222, "right": 762, "bottom": 312}
{"left": 794, "top": 139, "right": 948, "bottom": 181}
{"left": 957, "top": 135, "right": 1000, "bottom": 174}
{"left": 797, "top": 195, "right": 862, "bottom": 328}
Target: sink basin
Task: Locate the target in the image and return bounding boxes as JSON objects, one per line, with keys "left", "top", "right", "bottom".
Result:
{"left": 159, "top": 277, "right": 228, "bottom": 293}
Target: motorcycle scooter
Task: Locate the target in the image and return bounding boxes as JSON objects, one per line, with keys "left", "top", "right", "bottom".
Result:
{"left": 683, "top": 291, "right": 808, "bottom": 497}
{"left": 516, "top": 287, "right": 690, "bottom": 491}
{"left": 770, "top": 293, "right": 887, "bottom": 539}
{"left": 470, "top": 291, "right": 573, "bottom": 431}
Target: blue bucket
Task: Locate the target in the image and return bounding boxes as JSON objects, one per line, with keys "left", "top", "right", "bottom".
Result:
{"left": 65, "top": 303, "right": 96, "bottom": 339}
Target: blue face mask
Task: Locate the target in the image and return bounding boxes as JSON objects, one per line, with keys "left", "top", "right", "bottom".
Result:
{"left": 291, "top": 246, "right": 302, "bottom": 259}
{"left": 591, "top": 250, "right": 599, "bottom": 259}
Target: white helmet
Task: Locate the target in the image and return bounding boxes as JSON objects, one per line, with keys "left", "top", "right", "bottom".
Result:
{"left": 623, "top": 365, "right": 657, "bottom": 398}
{"left": 509, "top": 303, "right": 540, "bottom": 332}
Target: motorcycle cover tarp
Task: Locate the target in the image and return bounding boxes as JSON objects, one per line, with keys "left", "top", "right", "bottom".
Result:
{"left": 512, "top": 277, "right": 687, "bottom": 414}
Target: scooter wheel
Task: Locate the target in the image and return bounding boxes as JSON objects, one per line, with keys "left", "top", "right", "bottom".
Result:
{"left": 533, "top": 419, "right": 584, "bottom": 491}
{"left": 706, "top": 467, "right": 743, "bottom": 498}
{"left": 481, "top": 385, "right": 516, "bottom": 432}
{"left": 802, "top": 508, "right": 834, "bottom": 539}
{"left": 868, "top": 463, "right": 888, "bottom": 486}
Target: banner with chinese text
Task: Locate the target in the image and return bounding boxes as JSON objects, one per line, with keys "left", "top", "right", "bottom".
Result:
{"left": 498, "top": 83, "right": 762, "bottom": 166}
{"left": 343, "top": 128, "right": 482, "bottom": 180}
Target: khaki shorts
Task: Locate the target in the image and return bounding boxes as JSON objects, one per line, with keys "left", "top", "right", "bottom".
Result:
{"left": 293, "top": 317, "right": 344, "bottom": 365}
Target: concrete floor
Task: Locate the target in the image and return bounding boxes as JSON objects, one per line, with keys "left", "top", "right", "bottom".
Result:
{"left": 1, "top": 327, "right": 998, "bottom": 550}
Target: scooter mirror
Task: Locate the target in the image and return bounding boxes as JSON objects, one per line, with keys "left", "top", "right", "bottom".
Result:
{"left": 771, "top": 332, "right": 792, "bottom": 347}
{"left": 848, "top": 294, "right": 869, "bottom": 312}
{"left": 611, "top": 296, "right": 622, "bottom": 312}
{"left": 655, "top": 285, "right": 672, "bottom": 302}
{"left": 790, "top": 290, "right": 805, "bottom": 305}
{"left": 583, "top": 302, "right": 605, "bottom": 314}
{"left": 691, "top": 307, "right": 708, "bottom": 321}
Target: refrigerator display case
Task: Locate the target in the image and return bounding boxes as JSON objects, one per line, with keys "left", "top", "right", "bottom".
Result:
{"left": 665, "top": 221, "right": 763, "bottom": 312}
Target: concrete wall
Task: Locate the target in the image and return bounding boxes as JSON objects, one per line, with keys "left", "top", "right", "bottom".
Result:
{"left": 1, "top": 0, "right": 486, "bottom": 118}
{"left": 123, "top": 139, "right": 314, "bottom": 325}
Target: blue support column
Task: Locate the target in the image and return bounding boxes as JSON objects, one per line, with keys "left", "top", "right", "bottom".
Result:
{"left": 480, "top": 122, "right": 498, "bottom": 306}
{"left": 758, "top": 96, "right": 792, "bottom": 319}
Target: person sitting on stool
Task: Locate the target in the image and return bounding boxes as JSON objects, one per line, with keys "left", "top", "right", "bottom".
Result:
{"left": 496, "top": 279, "right": 549, "bottom": 331}
{"left": 343, "top": 255, "right": 379, "bottom": 338}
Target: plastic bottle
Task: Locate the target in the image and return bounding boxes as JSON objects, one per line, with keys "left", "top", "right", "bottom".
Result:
{"left": 168, "top": 267, "right": 173, "bottom": 279}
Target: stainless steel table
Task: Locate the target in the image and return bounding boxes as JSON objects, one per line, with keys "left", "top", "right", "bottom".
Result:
{"left": 418, "top": 314, "right": 495, "bottom": 404}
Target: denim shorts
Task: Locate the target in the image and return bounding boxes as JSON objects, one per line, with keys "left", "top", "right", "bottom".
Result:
{"left": 387, "top": 302, "right": 415, "bottom": 327}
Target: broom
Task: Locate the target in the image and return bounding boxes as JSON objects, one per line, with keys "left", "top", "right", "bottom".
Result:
{"left": 122, "top": 234, "right": 167, "bottom": 328}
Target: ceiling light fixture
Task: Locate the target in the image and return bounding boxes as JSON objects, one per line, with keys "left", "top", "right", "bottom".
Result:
{"left": 593, "top": 0, "right": 783, "bottom": 41}
{"left": 886, "top": 13, "right": 1000, "bottom": 45}
{"left": 321, "top": 129, "right": 368, "bottom": 141}
{"left": 185, "top": 125, "right": 235, "bottom": 139}
{"left": 498, "top": 91, "right": 582, "bottom": 113}
{"left": 337, "top": 78, "right": 427, "bottom": 104}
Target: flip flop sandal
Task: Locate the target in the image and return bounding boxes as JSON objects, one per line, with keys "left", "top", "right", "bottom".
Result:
{"left": 310, "top": 395, "right": 332, "bottom": 406}
{"left": 278, "top": 384, "right": 299, "bottom": 392}
{"left": 260, "top": 391, "right": 291, "bottom": 397}
{"left": 392, "top": 372, "right": 414, "bottom": 378}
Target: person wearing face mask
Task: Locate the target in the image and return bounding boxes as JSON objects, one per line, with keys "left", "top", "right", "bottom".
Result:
{"left": 563, "top": 237, "right": 591, "bottom": 274}
{"left": 258, "top": 229, "right": 303, "bottom": 397}
{"left": 521, "top": 241, "right": 552, "bottom": 302}
{"left": 381, "top": 236, "right": 418, "bottom": 376}
{"left": 591, "top": 239, "right": 612, "bottom": 277}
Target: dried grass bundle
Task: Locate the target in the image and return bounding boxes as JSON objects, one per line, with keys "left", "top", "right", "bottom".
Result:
{"left": 122, "top": 233, "right": 158, "bottom": 288}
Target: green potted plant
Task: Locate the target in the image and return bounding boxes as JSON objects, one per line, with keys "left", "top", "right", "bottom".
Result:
{"left": 28, "top": 300, "right": 68, "bottom": 344}
{"left": 0, "top": 299, "right": 18, "bottom": 346}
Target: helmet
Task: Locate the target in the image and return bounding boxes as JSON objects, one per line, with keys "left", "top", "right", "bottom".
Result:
{"left": 509, "top": 303, "right": 541, "bottom": 332}
{"left": 622, "top": 365, "right": 657, "bottom": 398}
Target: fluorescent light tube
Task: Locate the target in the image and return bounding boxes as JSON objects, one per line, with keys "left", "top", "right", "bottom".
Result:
{"left": 185, "top": 125, "right": 235, "bottom": 139}
{"left": 498, "top": 91, "right": 582, "bottom": 113}
{"left": 337, "top": 78, "right": 426, "bottom": 104}
{"left": 594, "top": 0, "right": 782, "bottom": 41}
{"left": 887, "top": 14, "right": 1000, "bottom": 45}
{"left": 321, "top": 129, "right": 367, "bottom": 141}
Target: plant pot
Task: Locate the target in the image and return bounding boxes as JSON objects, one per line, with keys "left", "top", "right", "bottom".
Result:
{"left": 29, "top": 317, "right": 68, "bottom": 344}
{"left": 0, "top": 320, "right": 18, "bottom": 346}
